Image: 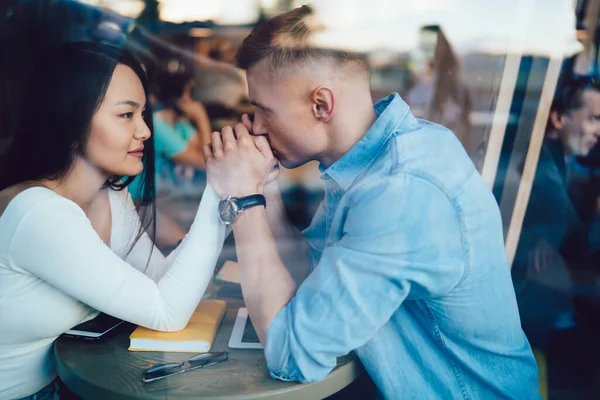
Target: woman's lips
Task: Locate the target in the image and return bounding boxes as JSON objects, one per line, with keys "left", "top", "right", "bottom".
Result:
{"left": 128, "top": 146, "right": 144, "bottom": 158}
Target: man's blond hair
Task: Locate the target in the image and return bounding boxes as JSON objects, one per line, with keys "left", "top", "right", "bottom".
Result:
{"left": 235, "top": 5, "right": 368, "bottom": 75}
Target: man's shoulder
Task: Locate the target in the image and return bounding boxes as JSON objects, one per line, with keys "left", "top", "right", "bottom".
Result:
{"left": 359, "top": 119, "right": 476, "bottom": 200}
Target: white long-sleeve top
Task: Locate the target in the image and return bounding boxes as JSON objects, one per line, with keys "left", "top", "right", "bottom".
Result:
{"left": 0, "top": 185, "right": 226, "bottom": 399}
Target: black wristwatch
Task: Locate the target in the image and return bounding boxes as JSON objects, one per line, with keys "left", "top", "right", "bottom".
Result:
{"left": 217, "top": 194, "right": 266, "bottom": 225}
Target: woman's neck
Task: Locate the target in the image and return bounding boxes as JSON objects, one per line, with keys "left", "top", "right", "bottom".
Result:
{"left": 40, "top": 158, "right": 109, "bottom": 214}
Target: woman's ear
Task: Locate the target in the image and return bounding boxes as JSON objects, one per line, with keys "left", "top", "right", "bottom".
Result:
{"left": 310, "top": 86, "right": 334, "bottom": 122}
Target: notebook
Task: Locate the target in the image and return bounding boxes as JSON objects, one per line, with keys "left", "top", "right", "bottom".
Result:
{"left": 128, "top": 299, "right": 227, "bottom": 353}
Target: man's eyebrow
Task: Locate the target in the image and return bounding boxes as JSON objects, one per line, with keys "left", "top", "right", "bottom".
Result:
{"left": 115, "top": 100, "right": 144, "bottom": 108}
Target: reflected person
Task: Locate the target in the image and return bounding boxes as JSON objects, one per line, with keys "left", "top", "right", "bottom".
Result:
{"left": 514, "top": 75, "right": 600, "bottom": 350}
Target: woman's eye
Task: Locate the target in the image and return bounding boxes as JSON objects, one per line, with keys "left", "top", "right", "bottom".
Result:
{"left": 121, "top": 112, "right": 134, "bottom": 119}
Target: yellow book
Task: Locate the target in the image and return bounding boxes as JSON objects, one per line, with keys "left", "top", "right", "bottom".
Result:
{"left": 128, "top": 299, "right": 227, "bottom": 353}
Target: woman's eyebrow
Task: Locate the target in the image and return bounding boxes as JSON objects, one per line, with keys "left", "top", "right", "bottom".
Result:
{"left": 115, "top": 100, "right": 142, "bottom": 108}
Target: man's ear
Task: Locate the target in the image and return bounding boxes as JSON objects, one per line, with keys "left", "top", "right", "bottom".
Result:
{"left": 549, "top": 110, "right": 565, "bottom": 130}
{"left": 310, "top": 86, "right": 334, "bottom": 122}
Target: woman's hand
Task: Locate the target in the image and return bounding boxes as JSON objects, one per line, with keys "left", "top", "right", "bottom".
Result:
{"left": 240, "top": 114, "right": 281, "bottom": 189}
{"left": 202, "top": 122, "right": 277, "bottom": 198}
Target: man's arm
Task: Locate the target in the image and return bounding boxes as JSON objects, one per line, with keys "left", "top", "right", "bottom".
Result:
{"left": 233, "top": 205, "right": 297, "bottom": 344}
{"left": 241, "top": 112, "right": 311, "bottom": 284}
{"left": 236, "top": 173, "right": 466, "bottom": 382}
{"left": 201, "top": 121, "right": 288, "bottom": 343}
{"left": 263, "top": 182, "right": 311, "bottom": 285}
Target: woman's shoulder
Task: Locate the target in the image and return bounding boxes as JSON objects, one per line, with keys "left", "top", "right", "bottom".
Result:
{"left": 1, "top": 187, "right": 81, "bottom": 222}
{"left": 0, "top": 187, "right": 83, "bottom": 249}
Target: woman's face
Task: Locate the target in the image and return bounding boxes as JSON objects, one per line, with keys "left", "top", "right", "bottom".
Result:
{"left": 83, "top": 64, "right": 151, "bottom": 178}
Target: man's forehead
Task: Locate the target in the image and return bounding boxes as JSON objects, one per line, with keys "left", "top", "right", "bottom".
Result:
{"left": 246, "top": 70, "right": 270, "bottom": 105}
{"left": 247, "top": 63, "right": 300, "bottom": 100}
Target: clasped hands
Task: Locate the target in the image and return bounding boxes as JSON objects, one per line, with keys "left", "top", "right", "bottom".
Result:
{"left": 202, "top": 114, "right": 279, "bottom": 198}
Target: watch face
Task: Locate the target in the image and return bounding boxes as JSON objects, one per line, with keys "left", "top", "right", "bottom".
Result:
{"left": 218, "top": 198, "right": 238, "bottom": 225}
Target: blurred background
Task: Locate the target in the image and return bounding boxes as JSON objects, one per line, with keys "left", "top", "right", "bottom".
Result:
{"left": 1, "top": 1, "right": 600, "bottom": 398}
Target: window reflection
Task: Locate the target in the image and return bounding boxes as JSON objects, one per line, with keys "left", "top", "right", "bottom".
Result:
{"left": 1, "top": 0, "right": 600, "bottom": 397}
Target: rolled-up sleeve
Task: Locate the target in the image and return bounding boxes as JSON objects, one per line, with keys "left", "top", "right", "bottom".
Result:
{"left": 264, "top": 172, "right": 466, "bottom": 382}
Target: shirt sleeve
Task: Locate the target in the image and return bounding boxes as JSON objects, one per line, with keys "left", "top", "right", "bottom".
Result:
{"left": 8, "top": 185, "right": 226, "bottom": 332}
{"left": 301, "top": 201, "right": 327, "bottom": 271}
{"left": 154, "top": 116, "right": 188, "bottom": 159}
{"left": 265, "top": 173, "right": 466, "bottom": 382}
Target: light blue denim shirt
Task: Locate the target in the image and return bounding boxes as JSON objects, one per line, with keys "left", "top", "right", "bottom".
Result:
{"left": 265, "top": 93, "right": 540, "bottom": 399}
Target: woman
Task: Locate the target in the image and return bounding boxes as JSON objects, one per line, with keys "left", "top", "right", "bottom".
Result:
{"left": 0, "top": 42, "right": 226, "bottom": 399}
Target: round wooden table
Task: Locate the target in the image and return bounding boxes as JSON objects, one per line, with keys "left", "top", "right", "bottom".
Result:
{"left": 54, "top": 299, "right": 360, "bottom": 399}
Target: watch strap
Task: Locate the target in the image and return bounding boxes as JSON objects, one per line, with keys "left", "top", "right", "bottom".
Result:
{"left": 236, "top": 194, "right": 266, "bottom": 211}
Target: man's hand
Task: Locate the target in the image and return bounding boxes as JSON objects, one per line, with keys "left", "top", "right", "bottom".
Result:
{"left": 202, "top": 122, "right": 277, "bottom": 198}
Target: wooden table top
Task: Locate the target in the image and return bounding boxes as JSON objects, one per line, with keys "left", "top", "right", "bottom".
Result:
{"left": 54, "top": 298, "right": 360, "bottom": 400}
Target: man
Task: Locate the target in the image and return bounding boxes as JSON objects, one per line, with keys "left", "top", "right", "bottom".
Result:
{"left": 514, "top": 75, "right": 600, "bottom": 350}
{"left": 203, "top": 5, "right": 540, "bottom": 399}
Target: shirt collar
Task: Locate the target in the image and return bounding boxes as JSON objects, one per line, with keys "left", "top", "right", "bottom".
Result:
{"left": 319, "top": 93, "right": 412, "bottom": 190}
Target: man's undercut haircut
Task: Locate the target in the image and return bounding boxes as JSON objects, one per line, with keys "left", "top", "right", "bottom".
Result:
{"left": 236, "top": 4, "right": 369, "bottom": 75}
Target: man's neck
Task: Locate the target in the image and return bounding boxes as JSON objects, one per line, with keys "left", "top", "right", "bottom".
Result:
{"left": 319, "top": 94, "right": 377, "bottom": 168}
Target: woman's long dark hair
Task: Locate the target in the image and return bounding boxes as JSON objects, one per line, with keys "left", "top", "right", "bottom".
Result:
{"left": 0, "top": 41, "right": 156, "bottom": 257}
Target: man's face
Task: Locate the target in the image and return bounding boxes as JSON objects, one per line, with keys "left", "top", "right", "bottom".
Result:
{"left": 246, "top": 60, "right": 326, "bottom": 169}
{"left": 562, "top": 89, "right": 600, "bottom": 156}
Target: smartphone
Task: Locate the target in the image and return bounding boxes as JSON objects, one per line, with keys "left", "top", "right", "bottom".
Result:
{"left": 63, "top": 313, "right": 124, "bottom": 340}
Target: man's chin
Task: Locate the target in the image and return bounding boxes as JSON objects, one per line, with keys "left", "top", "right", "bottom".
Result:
{"left": 280, "top": 159, "right": 306, "bottom": 169}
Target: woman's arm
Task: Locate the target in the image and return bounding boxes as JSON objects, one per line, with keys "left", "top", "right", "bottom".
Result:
{"left": 9, "top": 186, "right": 225, "bottom": 331}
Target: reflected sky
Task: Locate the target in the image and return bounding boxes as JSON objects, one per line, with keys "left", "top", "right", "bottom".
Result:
{"left": 83, "top": 0, "right": 582, "bottom": 56}
{"left": 309, "top": 0, "right": 581, "bottom": 56}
